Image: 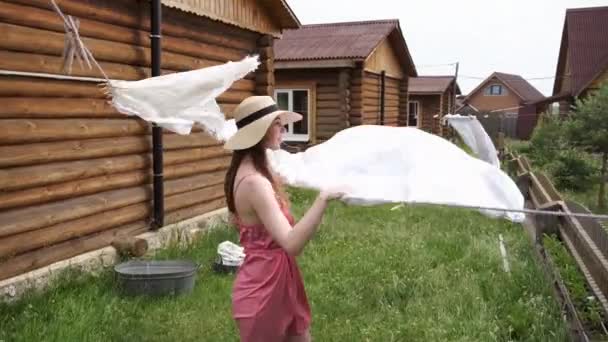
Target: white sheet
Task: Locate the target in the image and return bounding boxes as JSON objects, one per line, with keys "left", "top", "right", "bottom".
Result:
{"left": 268, "top": 125, "right": 524, "bottom": 222}
{"left": 104, "top": 55, "right": 257, "bottom": 139}
{"left": 102, "top": 57, "right": 524, "bottom": 222}
{"left": 445, "top": 114, "right": 500, "bottom": 167}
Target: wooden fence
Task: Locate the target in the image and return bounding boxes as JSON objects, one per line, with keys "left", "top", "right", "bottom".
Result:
{"left": 476, "top": 112, "right": 518, "bottom": 141}
{"left": 504, "top": 150, "right": 608, "bottom": 340}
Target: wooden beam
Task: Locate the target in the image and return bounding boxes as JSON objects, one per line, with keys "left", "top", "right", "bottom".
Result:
{"left": 0, "top": 157, "right": 229, "bottom": 211}
{"left": 0, "top": 132, "right": 217, "bottom": 168}
{"left": 0, "top": 118, "right": 149, "bottom": 144}
{"left": 0, "top": 196, "right": 225, "bottom": 281}
{"left": 0, "top": 23, "right": 233, "bottom": 72}
{"left": 0, "top": 97, "right": 121, "bottom": 118}
{"left": 0, "top": 145, "right": 229, "bottom": 191}
{"left": 4, "top": 0, "right": 257, "bottom": 51}
{"left": 275, "top": 59, "right": 356, "bottom": 69}
{"left": 0, "top": 184, "right": 225, "bottom": 257}
{"left": 0, "top": 76, "right": 254, "bottom": 97}
{"left": 0, "top": 1, "right": 250, "bottom": 59}
{"left": 0, "top": 220, "right": 148, "bottom": 281}
{"left": 0, "top": 50, "right": 153, "bottom": 80}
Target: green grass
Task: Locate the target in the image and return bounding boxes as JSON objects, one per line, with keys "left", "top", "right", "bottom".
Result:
{"left": 0, "top": 188, "right": 567, "bottom": 341}
{"left": 543, "top": 235, "right": 605, "bottom": 336}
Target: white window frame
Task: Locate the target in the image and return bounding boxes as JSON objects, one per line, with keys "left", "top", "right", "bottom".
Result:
{"left": 274, "top": 88, "right": 311, "bottom": 142}
{"left": 408, "top": 100, "right": 420, "bottom": 127}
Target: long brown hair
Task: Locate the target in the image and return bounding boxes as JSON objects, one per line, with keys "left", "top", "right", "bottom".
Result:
{"left": 224, "top": 141, "right": 289, "bottom": 215}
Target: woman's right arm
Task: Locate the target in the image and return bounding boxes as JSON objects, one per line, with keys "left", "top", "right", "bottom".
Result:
{"left": 247, "top": 177, "right": 341, "bottom": 257}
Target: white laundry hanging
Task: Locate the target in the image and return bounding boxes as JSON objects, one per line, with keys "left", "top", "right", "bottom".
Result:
{"left": 444, "top": 114, "right": 500, "bottom": 167}
{"left": 267, "top": 125, "right": 524, "bottom": 222}
{"left": 104, "top": 55, "right": 255, "bottom": 139}
{"left": 101, "top": 57, "right": 524, "bottom": 223}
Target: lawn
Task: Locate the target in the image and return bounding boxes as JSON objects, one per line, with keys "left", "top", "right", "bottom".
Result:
{"left": 0, "top": 188, "right": 567, "bottom": 341}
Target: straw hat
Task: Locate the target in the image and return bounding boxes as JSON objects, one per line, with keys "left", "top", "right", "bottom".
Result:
{"left": 224, "top": 95, "right": 302, "bottom": 150}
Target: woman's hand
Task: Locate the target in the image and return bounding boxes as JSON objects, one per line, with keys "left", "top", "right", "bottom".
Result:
{"left": 319, "top": 185, "right": 350, "bottom": 201}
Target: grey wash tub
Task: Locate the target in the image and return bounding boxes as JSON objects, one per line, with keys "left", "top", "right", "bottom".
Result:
{"left": 114, "top": 260, "right": 198, "bottom": 297}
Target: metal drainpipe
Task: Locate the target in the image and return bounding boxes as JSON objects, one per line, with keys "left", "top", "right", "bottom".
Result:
{"left": 150, "top": 0, "right": 164, "bottom": 229}
{"left": 380, "top": 70, "right": 386, "bottom": 125}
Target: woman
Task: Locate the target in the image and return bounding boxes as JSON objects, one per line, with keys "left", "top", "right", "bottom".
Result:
{"left": 223, "top": 95, "right": 345, "bottom": 342}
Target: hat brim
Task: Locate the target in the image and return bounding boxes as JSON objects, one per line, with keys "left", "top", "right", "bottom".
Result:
{"left": 223, "top": 110, "right": 302, "bottom": 150}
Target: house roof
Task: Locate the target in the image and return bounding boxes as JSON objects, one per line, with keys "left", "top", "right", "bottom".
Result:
{"left": 464, "top": 72, "right": 545, "bottom": 103}
{"left": 161, "top": 0, "right": 300, "bottom": 35}
{"left": 274, "top": 19, "right": 417, "bottom": 75}
{"left": 408, "top": 76, "right": 461, "bottom": 95}
{"left": 553, "top": 6, "right": 608, "bottom": 96}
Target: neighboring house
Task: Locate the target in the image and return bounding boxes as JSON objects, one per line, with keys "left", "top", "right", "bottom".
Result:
{"left": 0, "top": 0, "right": 299, "bottom": 281}
{"left": 458, "top": 72, "right": 547, "bottom": 139}
{"left": 408, "top": 76, "right": 461, "bottom": 135}
{"left": 455, "top": 94, "right": 479, "bottom": 115}
{"left": 551, "top": 6, "right": 608, "bottom": 114}
{"left": 273, "top": 19, "right": 418, "bottom": 146}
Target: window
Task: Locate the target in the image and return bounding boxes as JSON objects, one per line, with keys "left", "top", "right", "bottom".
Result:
{"left": 274, "top": 89, "right": 310, "bottom": 142}
{"left": 408, "top": 101, "right": 419, "bottom": 127}
{"left": 485, "top": 84, "right": 505, "bottom": 96}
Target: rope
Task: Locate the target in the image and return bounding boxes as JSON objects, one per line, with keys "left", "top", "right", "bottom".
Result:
{"left": 391, "top": 201, "right": 608, "bottom": 220}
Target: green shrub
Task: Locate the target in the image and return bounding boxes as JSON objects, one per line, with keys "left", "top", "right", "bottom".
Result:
{"left": 529, "top": 114, "right": 569, "bottom": 166}
{"left": 546, "top": 149, "right": 596, "bottom": 192}
{"left": 506, "top": 139, "right": 531, "bottom": 155}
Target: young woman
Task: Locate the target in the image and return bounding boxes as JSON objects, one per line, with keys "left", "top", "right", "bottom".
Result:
{"left": 223, "top": 95, "right": 345, "bottom": 342}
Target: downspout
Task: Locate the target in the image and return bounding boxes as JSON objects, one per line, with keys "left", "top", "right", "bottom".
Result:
{"left": 380, "top": 70, "right": 386, "bottom": 125}
{"left": 150, "top": 0, "right": 164, "bottom": 229}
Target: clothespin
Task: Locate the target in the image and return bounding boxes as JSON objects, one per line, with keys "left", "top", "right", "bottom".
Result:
{"left": 50, "top": 0, "right": 108, "bottom": 79}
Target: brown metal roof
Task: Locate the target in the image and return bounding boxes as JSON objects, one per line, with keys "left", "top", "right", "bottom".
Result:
{"left": 494, "top": 72, "right": 545, "bottom": 102}
{"left": 464, "top": 72, "right": 545, "bottom": 103}
{"left": 274, "top": 19, "right": 417, "bottom": 76}
{"left": 408, "top": 76, "right": 461, "bottom": 94}
{"left": 553, "top": 6, "right": 608, "bottom": 96}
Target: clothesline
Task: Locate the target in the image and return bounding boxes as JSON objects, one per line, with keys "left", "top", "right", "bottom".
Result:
{"left": 48, "top": 1, "right": 608, "bottom": 225}
{"left": 390, "top": 202, "right": 608, "bottom": 221}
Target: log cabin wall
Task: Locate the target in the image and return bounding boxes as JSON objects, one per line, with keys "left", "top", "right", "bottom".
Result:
{"left": 0, "top": 0, "right": 277, "bottom": 281}
{"left": 349, "top": 66, "right": 363, "bottom": 127}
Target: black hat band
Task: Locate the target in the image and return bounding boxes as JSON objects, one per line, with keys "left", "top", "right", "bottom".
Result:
{"left": 236, "top": 104, "right": 280, "bottom": 129}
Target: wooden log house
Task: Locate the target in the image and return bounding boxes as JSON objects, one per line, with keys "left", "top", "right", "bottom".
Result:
{"left": 408, "top": 76, "right": 461, "bottom": 136}
{"left": 273, "top": 19, "right": 418, "bottom": 147}
{"left": 0, "top": 0, "right": 299, "bottom": 281}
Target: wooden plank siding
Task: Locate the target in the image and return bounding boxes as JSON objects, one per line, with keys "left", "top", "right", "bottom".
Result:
{"left": 384, "top": 76, "right": 400, "bottom": 126}
{"left": 362, "top": 71, "right": 381, "bottom": 125}
{"left": 275, "top": 69, "right": 346, "bottom": 143}
{"left": 363, "top": 37, "right": 404, "bottom": 79}
{"left": 361, "top": 71, "right": 403, "bottom": 126}
{"left": 161, "top": 0, "right": 284, "bottom": 36}
{"left": 0, "top": 0, "right": 268, "bottom": 281}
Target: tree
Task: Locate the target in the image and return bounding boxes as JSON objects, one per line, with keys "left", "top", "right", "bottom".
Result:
{"left": 566, "top": 82, "right": 608, "bottom": 209}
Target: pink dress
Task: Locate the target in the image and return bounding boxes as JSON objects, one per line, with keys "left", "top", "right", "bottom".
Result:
{"left": 232, "top": 204, "right": 312, "bottom": 341}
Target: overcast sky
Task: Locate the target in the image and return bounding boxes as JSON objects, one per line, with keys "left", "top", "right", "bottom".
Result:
{"left": 285, "top": 0, "right": 608, "bottom": 96}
